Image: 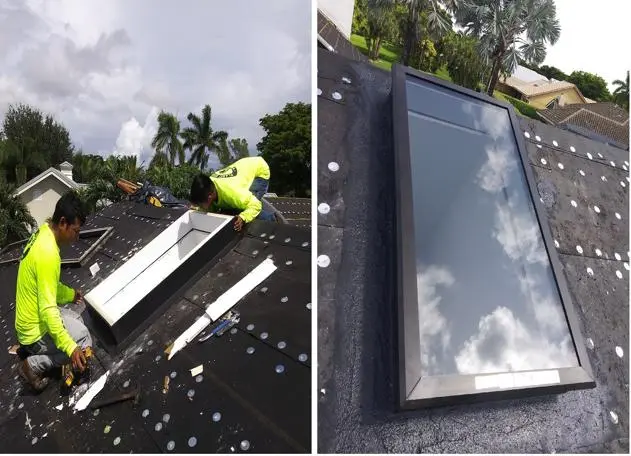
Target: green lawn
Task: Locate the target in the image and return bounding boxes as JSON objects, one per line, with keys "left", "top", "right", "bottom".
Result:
{"left": 351, "top": 34, "right": 399, "bottom": 71}
{"left": 433, "top": 66, "right": 452, "bottom": 82}
{"left": 351, "top": 34, "right": 452, "bottom": 82}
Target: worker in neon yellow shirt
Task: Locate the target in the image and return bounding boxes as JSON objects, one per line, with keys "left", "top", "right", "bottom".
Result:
{"left": 189, "top": 156, "right": 276, "bottom": 231}
{"left": 15, "top": 191, "right": 92, "bottom": 392}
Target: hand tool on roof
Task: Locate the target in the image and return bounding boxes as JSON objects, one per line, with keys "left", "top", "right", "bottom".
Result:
{"left": 197, "top": 310, "right": 240, "bottom": 343}
{"left": 62, "top": 346, "right": 94, "bottom": 388}
{"left": 89, "top": 387, "right": 141, "bottom": 410}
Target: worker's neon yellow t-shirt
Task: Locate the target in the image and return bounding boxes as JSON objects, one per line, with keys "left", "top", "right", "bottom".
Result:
{"left": 210, "top": 156, "right": 271, "bottom": 223}
{"left": 15, "top": 223, "right": 77, "bottom": 357}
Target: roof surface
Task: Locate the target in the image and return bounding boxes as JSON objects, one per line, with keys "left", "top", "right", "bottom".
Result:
{"left": 0, "top": 201, "right": 311, "bottom": 452}
{"left": 317, "top": 10, "right": 367, "bottom": 63}
{"left": 13, "top": 167, "right": 80, "bottom": 196}
{"left": 266, "top": 197, "right": 311, "bottom": 229}
{"left": 502, "top": 76, "right": 583, "bottom": 99}
{"left": 317, "top": 46, "right": 629, "bottom": 453}
{"left": 539, "top": 103, "right": 630, "bottom": 148}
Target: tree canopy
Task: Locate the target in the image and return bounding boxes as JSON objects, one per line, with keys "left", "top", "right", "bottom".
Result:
{"left": 612, "top": 71, "right": 629, "bottom": 110}
{"left": 258, "top": 102, "right": 311, "bottom": 197}
{"left": 1, "top": 104, "right": 74, "bottom": 185}
{"left": 567, "top": 71, "right": 612, "bottom": 102}
{"left": 454, "top": 0, "right": 561, "bottom": 95}
{"left": 0, "top": 181, "right": 36, "bottom": 247}
{"left": 538, "top": 65, "right": 568, "bottom": 81}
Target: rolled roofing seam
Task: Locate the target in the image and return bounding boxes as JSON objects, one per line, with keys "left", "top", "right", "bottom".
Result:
{"left": 168, "top": 258, "right": 277, "bottom": 360}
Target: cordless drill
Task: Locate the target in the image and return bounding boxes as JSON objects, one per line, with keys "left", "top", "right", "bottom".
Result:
{"left": 62, "top": 346, "right": 93, "bottom": 388}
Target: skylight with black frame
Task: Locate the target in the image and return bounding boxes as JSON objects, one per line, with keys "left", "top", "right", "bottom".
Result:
{"left": 392, "top": 65, "right": 595, "bottom": 409}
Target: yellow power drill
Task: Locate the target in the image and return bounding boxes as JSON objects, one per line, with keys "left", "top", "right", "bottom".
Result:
{"left": 62, "top": 346, "right": 94, "bottom": 388}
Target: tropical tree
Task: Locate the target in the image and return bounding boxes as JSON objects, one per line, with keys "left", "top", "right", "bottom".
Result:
{"left": 437, "top": 31, "right": 489, "bottom": 90}
{"left": 567, "top": 71, "right": 611, "bottom": 102}
{"left": 0, "top": 137, "right": 47, "bottom": 185}
{"left": 258, "top": 102, "right": 311, "bottom": 197}
{"left": 612, "top": 71, "right": 629, "bottom": 110}
{"left": 538, "top": 64, "right": 568, "bottom": 81}
{"left": 364, "top": 2, "right": 398, "bottom": 60}
{"left": 454, "top": 0, "right": 561, "bottom": 96}
{"left": 1, "top": 104, "right": 73, "bottom": 183}
{"left": 370, "top": 0, "right": 456, "bottom": 66}
{"left": 181, "top": 105, "right": 228, "bottom": 170}
{"left": 0, "top": 181, "right": 36, "bottom": 248}
{"left": 145, "top": 163, "right": 201, "bottom": 200}
{"left": 72, "top": 151, "right": 103, "bottom": 183}
{"left": 217, "top": 138, "right": 251, "bottom": 167}
{"left": 151, "top": 111, "right": 184, "bottom": 166}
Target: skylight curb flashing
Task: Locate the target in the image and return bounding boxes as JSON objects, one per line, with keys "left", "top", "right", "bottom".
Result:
{"left": 84, "top": 211, "right": 238, "bottom": 348}
{"left": 392, "top": 64, "right": 595, "bottom": 410}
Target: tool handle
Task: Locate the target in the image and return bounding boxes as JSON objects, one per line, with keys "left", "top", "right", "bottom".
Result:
{"left": 90, "top": 391, "right": 138, "bottom": 409}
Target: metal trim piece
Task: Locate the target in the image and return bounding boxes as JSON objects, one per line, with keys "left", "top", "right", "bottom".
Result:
{"left": 391, "top": 64, "right": 596, "bottom": 410}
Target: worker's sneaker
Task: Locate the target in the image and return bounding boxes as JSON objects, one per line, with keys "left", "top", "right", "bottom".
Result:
{"left": 18, "top": 359, "right": 50, "bottom": 393}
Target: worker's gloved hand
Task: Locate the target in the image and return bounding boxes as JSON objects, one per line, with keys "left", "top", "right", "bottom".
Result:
{"left": 73, "top": 289, "right": 83, "bottom": 304}
{"left": 71, "top": 347, "right": 87, "bottom": 372}
{"left": 234, "top": 216, "right": 245, "bottom": 232}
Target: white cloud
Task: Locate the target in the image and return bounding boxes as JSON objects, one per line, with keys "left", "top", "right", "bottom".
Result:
{"left": 113, "top": 107, "right": 158, "bottom": 165}
{"left": 455, "top": 306, "right": 576, "bottom": 375}
{"left": 492, "top": 197, "right": 548, "bottom": 266}
{"left": 476, "top": 144, "right": 517, "bottom": 193}
{"left": 0, "top": 0, "right": 310, "bottom": 162}
{"left": 417, "top": 265, "right": 454, "bottom": 375}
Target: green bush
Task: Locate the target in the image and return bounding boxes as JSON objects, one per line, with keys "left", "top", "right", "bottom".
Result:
{"left": 496, "top": 92, "right": 539, "bottom": 120}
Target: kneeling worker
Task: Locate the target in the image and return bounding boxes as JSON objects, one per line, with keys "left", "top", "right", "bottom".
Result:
{"left": 189, "top": 156, "right": 275, "bottom": 231}
{"left": 15, "top": 191, "right": 92, "bottom": 392}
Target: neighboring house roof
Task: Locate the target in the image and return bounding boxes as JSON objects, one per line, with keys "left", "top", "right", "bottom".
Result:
{"left": 512, "top": 65, "right": 548, "bottom": 83}
{"left": 12, "top": 167, "right": 81, "bottom": 196}
{"left": 538, "top": 102, "right": 629, "bottom": 147}
{"left": 0, "top": 201, "right": 311, "bottom": 452}
{"left": 501, "top": 76, "right": 587, "bottom": 101}
{"left": 318, "top": 44, "right": 629, "bottom": 454}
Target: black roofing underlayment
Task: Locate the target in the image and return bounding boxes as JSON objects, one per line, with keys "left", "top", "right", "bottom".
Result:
{"left": 0, "top": 201, "right": 311, "bottom": 453}
{"left": 317, "top": 47, "right": 629, "bottom": 453}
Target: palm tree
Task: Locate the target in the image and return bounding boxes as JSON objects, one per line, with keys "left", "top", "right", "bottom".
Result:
{"left": 612, "top": 71, "right": 629, "bottom": 110}
{"left": 151, "top": 111, "right": 184, "bottom": 166}
{"left": 454, "top": 0, "right": 561, "bottom": 96}
{"left": 369, "top": 0, "right": 456, "bottom": 66}
{"left": 0, "top": 181, "right": 36, "bottom": 248}
{"left": 181, "top": 105, "right": 228, "bottom": 170}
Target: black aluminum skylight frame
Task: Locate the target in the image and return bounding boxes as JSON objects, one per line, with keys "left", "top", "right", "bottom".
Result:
{"left": 0, "top": 227, "right": 114, "bottom": 267}
{"left": 391, "top": 64, "right": 595, "bottom": 410}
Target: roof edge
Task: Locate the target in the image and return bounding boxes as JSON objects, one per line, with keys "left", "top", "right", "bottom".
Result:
{"left": 13, "top": 167, "right": 80, "bottom": 196}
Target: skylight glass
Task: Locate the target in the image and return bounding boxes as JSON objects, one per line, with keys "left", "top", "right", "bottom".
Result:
{"left": 392, "top": 65, "right": 595, "bottom": 409}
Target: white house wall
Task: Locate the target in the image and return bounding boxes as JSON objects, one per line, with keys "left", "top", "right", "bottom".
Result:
{"left": 19, "top": 176, "right": 74, "bottom": 228}
{"left": 319, "top": 0, "right": 355, "bottom": 39}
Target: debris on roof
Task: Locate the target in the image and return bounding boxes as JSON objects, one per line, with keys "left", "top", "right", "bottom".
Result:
{"left": 0, "top": 201, "right": 311, "bottom": 452}
{"left": 317, "top": 43, "right": 628, "bottom": 453}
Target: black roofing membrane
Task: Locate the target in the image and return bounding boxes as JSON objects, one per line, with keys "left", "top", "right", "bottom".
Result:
{"left": 0, "top": 202, "right": 311, "bottom": 453}
{"left": 317, "top": 47, "right": 628, "bottom": 453}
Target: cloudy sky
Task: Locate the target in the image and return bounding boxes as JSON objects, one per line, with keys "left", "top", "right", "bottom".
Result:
{"left": 543, "top": 0, "right": 629, "bottom": 92}
{"left": 0, "top": 0, "right": 311, "bottom": 168}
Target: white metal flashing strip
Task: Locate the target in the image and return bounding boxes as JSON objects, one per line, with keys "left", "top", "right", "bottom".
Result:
{"left": 74, "top": 370, "right": 109, "bottom": 412}
{"left": 168, "top": 258, "right": 277, "bottom": 360}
